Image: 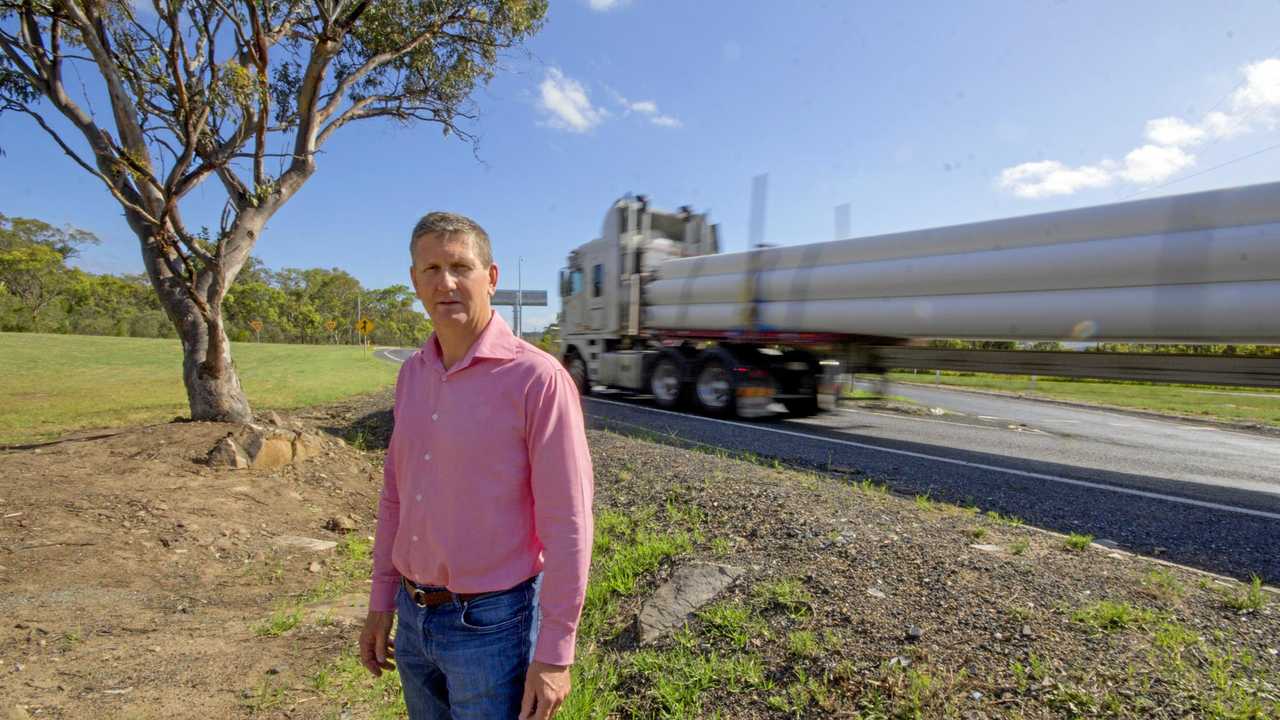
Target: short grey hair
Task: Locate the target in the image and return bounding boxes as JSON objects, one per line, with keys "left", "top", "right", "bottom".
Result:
{"left": 409, "top": 212, "right": 493, "bottom": 267}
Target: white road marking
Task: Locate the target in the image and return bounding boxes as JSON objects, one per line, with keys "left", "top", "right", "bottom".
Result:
{"left": 838, "top": 407, "right": 1008, "bottom": 432}
{"left": 977, "top": 415, "right": 1005, "bottom": 420}
{"left": 585, "top": 397, "right": 1280, "bottom": 522}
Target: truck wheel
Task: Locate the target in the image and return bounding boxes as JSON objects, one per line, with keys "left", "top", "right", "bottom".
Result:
{"left": 783, "top": 395, "right": 820, "bottom": 417}
{"left": 566, "top": 353, "right": 590, "bottom": 396}
{"left": 649, "top": 353, "right": 686, "bottom": 409}
{"left": 694, "top": 358, "right": 737, "bottom": 416}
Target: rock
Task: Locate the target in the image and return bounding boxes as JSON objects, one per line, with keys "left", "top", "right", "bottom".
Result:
{"left": 272, "top": 535, "right": 337, "bottom": 552}
{"left": 1021, "top": 625, "right": 1033, "bottom": 637}
{"left": 636, "top": 562, "right": 745, "bottom": 644}
{"left": 1093, "top": 538, "right": 1121, "bottom": 550}
{"left": 267, "top": 665, "right": 285, "bottom": 675}
{"left": 906, "top": 625, "right": 923, "bottom": 642}
{"left": 970, "top": 691, "right": 983, "bottom": 701}
{"left": 866, "top": 588, "right": 887, "bottom": 599}
{"left": 308, "top": 561, "right": 322, "bottom": 573}
{"left": 240, "top": 429, "right": 296, "bottom": 470}
{"left": 292, "top": 432, "right": 325, "bottom": 462}
{"left": 324, "top": 516, "right": 357, "bottom": 533}
{"left": 887, "top": 655, "right": 911, "bottom": 668}
{"left": 8, "top": 706, "right": 32, "bottom": 720}
{"left": 206, "top": 436, "right": 249, "bottom": 469}
{"left": 970, "top": 543, "right": 1003, "bottom": 553}
{"left": 264, "top": 411, "right": 286, "bottom": 427}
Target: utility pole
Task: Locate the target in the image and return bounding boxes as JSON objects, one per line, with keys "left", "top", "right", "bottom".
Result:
{"left": 516, "top": 256, "right": 524, "bottom": 337}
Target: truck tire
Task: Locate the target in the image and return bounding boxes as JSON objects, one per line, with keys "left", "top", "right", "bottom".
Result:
{"left": 693, "top": 350, "right": 738, "bottom": 417}
{"left": 779, "top": 350, "right": 820, "bottom": 417}
{"left": 649, "top": 352, "right": 687, "bottom": 409}
{"left": 566, "top": 352, "right": 591, "bottom": 396}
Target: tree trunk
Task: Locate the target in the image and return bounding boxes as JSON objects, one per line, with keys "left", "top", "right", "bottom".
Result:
{"left": 131, "top": 216, "right": 258, "bottom": 425}
{"left": 178, "top": 300, "right": 253, "bottom": 423}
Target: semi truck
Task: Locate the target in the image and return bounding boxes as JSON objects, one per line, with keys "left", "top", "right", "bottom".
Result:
{"left": 558, "top": 182, "right": 1280, "bottom": 419}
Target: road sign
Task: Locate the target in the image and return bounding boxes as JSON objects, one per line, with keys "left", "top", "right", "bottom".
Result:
{"left": 356, "top": 317, "right": 374, "bottom": 335}
{"left": 492, "top": 290, "right": 548, "bottom": 306}
{"left": 325, "top": 320, "right": 337, "bottom": 332}
{"left": 249, "top": 320, "right": 263, "bottom": 333}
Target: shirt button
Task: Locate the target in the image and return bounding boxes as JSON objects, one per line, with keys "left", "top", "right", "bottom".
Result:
{"left": 411, "top": 535, "right": 418, "bottom": 542}
{"left": 432, "top": 413, "right": 439, "bottom": 421}
{"left": 423, "top": 452, "right": 431, "bottom": 461}
{"left": 415, "top": 494, "right": 423, "bottom": 502}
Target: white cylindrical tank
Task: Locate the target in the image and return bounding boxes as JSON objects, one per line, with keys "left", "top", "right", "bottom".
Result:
{"left": 643, "top": 280, "right": 1280, "bottom": 343}
{"left": 645, "top": 222, "right": 1280, "bottom": 305}
{"left": 657, "top": 180, "right": 1280, "bottom": 279}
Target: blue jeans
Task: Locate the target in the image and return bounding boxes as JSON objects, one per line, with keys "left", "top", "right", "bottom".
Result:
{"left": 395, "top": 575, "right": 541, "bottom": 720}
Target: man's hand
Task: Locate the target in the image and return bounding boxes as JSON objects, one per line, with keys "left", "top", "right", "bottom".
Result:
{"left": 359, "top": 610, "right": 396, "bottom": 676}
{"left": 519, "top": 660, "right": 571, "bottom": 719}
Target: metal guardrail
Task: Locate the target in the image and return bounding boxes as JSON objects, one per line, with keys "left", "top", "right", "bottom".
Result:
{"left": 868, "top": 347, "right": 1280, "bottom": 389}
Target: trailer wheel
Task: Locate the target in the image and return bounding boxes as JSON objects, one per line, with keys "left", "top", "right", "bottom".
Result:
{"left": 694, "top": 355, "right": 737, "bottom": 417}
{"left": 649, "top": 352, "right": 687, "bottom": 409}
{"left": 779, "top": 350, "right": 821, "bottom": 417}
{"left": 566, "top": 351, "right": 590, "bottom": 396}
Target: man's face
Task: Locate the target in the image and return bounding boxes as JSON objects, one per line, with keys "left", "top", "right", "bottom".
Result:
{"left": 410, "top": 232, "right": 498, "bottom": 336}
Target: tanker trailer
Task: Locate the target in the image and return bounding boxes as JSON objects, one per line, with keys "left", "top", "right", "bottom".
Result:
{"left": 559, "top": 182, "right": 1280, "bottom": 419}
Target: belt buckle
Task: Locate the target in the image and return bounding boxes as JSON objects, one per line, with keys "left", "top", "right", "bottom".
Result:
{"left": 412, "top": 587, "right": 430, "bottom": 608}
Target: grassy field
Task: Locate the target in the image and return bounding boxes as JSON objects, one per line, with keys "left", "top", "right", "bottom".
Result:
{"left": 884, "top": 370, "right": 1280, "bottom": 427}
{"left": 0, "top": 332, "right": 399, "bottom": 444}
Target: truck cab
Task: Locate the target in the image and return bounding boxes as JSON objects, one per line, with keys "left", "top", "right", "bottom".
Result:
{"left": 560, "top": 197, "right": 831, "bottom": 419}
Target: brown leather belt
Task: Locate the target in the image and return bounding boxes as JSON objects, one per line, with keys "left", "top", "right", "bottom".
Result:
{"left": 401, "top": 577, "right": 484, "bottom": 608}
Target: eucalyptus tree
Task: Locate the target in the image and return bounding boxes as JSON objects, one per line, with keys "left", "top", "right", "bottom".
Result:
{"left": 0, "top": 0, "right": 545, "bottom": 421}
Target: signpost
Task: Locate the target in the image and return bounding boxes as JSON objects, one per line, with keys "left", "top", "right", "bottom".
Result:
{"left": 249, "top": 319, "right": 263, "bottom": 342}
{"left": 325, "top": 319, "right": 337, "bottom": 344}
{"left": 356, "top": 317, "right": 374, "bottom": 355}
{"left": 492, "top": 289, "right": 547, "bottom": 337}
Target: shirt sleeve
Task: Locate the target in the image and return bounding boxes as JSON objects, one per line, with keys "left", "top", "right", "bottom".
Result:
{"left": 369, "top": 367, "right": 406, "bottom": 613}
{"left": 526, "top": 366, "right": 595, "bottom": 665}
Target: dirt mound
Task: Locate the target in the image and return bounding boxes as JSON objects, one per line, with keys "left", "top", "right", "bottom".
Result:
{"left": 1, "top": 392, "right": 394, "bottom": 719}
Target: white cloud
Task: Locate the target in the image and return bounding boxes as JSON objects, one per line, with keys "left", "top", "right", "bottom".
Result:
{"left": 587, "top": 0, "right": 625, "bottom": 10}
{"left": 1230, "top": 58, "right": 1280, "bottom": 116}
{"left": 1145, "top": 117, "right": 1204, "bottom": 147}
{"left": 537, "top": 68, "right": 607, "bottom": 133}
{"left": 998, "top": 160, "right": 1114, "bottom": 199}
{"left": 1118, "top": 144, "right": 1196, "bottom": 184}
{"left": 998, "top": 56, "right": 1280, "bottom": 198}
{"left": 610, "top": 90, "right": 682, "bottom": 129}
{"left": 627, "top": 100, "right": 658, "bottom": 115}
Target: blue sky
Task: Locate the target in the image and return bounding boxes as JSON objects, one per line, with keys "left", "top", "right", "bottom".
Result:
{"left": 4, "top": 0, "right": 1280, "bottom": 332}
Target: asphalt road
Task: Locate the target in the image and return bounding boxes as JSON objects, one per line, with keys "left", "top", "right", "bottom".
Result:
{"left": 376, "top": 348, "right": 1280, "bottom": 581}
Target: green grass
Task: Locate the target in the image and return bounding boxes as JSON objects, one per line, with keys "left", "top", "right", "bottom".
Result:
{"left": 753, "top": 578, "right": 813, "bottom": 619}
{"left": 1072, "top": 600, "right": 1160, "bottom": 633}
{"left": 252, "top": 605, "right": 303, "bottom": 637}
{"left": 1064, "top": 532, "right": 1094, "bottom": 551}
{"left": 697, "top": 601, "right": 767, "bottom": 649}
{"left": 1221, "top": 575, "right": 1269, "bottom": 612}
{"left": 885, "top": 370, "right": 1280, "bottom": 427}
{"left": 0, "top": 332, "right": 399, "bottom": 443}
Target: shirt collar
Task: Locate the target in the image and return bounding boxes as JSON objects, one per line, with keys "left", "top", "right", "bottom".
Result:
{"left": 420, "top": 311, "right": 520, "bottom": 374}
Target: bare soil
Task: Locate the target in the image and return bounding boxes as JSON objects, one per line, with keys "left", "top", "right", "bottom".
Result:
{"left": 2, "top": 390, "right": 1277, "bottom": 719}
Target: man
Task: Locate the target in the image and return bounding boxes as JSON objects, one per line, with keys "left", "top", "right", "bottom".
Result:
{"left": 359, "top": 212, "right": 594, "bottom": 720}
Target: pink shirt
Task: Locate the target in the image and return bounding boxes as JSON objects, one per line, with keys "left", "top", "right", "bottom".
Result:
{"left": 369, "top": 312, "right": 594, "bottom": 665}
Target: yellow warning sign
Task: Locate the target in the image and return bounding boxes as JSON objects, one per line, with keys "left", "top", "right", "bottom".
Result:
{"left": 356, "top": 318, "right": 374, "bottom": 335}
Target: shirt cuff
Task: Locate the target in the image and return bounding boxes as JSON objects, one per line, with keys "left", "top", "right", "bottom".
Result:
{"left": 369, "top": 578, "right": 399, "bottom": 613}
{"left": 533, "top": 626, "right": 577, "bottom": 666}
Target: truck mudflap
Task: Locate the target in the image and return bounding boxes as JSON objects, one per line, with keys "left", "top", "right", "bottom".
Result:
{"left": 734, "top": 380, "right": 776, "bottom": 419}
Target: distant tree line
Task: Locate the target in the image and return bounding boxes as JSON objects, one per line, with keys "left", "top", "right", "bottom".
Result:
{"left": 1, "top": 213, "right": 431, "bottom": 347}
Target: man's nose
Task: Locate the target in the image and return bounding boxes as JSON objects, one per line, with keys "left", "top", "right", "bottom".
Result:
{"left": 435, "top": 270, "right": 458, "bottom": 291}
